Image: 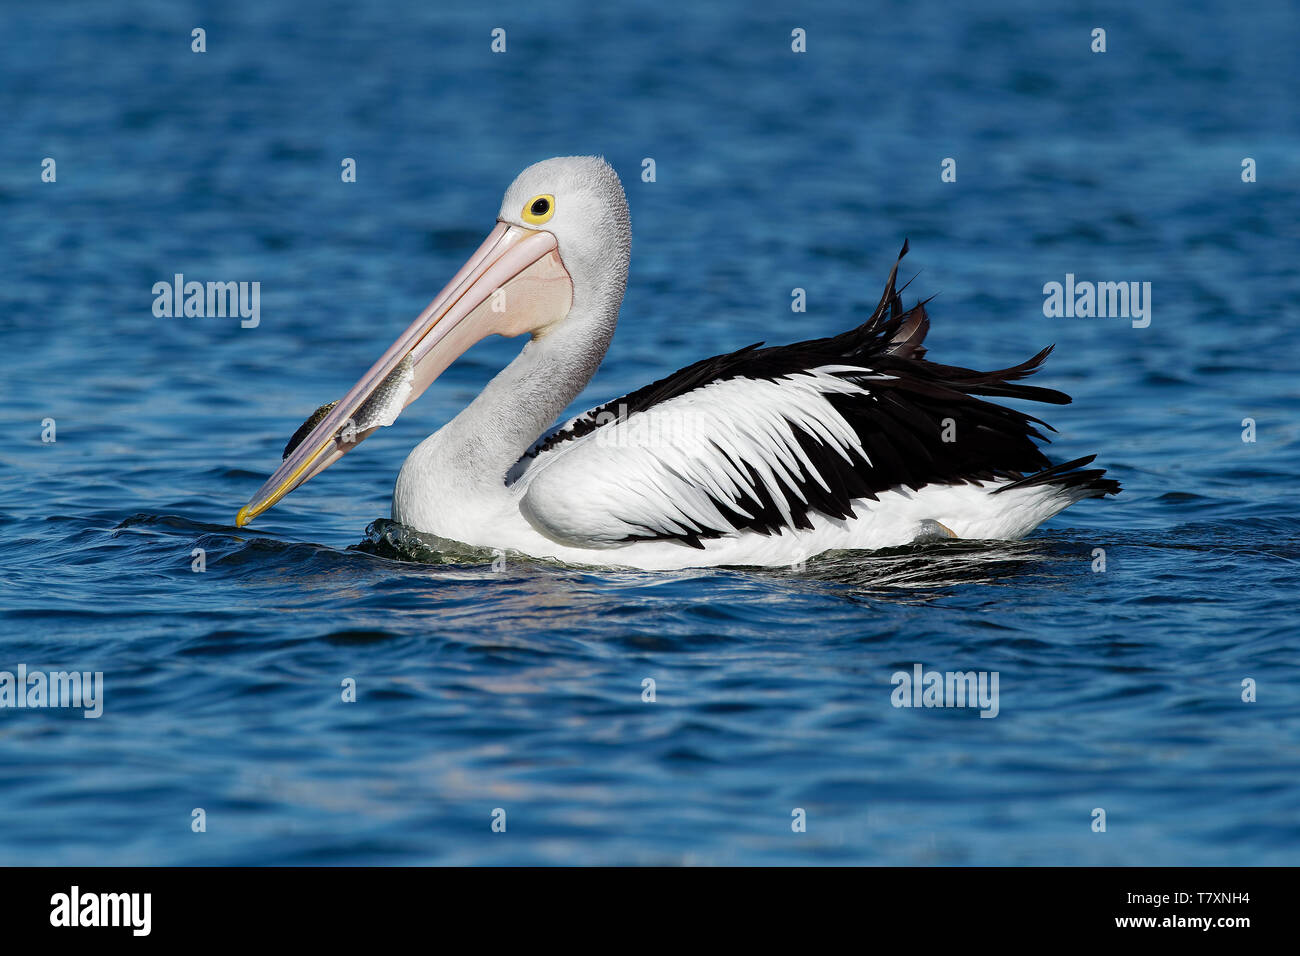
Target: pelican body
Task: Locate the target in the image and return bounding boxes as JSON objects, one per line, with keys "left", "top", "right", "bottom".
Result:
{"left": 236, "top": 157, "right": 1118, "bottom": 570}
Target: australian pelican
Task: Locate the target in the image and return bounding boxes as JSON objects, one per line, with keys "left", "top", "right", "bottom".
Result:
{"left": 236, "top": 156, "right": 1118, "bottom": 570}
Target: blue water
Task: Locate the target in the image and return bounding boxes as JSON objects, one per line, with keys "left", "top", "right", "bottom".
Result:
{"left": 2, "top": 0, "right": 1298, "bottom": 865}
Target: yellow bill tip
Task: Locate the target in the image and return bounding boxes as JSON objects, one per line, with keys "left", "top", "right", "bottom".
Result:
{"left": 235, "top": 506, "right": 252, "bottom": 528}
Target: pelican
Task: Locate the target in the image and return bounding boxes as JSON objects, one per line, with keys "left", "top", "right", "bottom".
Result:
{"left": 236, "top": 156, "right": 1118, "bottom": 570}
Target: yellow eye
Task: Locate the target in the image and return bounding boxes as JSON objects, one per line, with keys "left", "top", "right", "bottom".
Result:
{"left": 522, "top": 194, "right": 556, "bottom": 225}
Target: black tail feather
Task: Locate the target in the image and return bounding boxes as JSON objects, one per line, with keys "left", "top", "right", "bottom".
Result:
{"left": 992, "top": 454, "right": 1121, "bottom": 498}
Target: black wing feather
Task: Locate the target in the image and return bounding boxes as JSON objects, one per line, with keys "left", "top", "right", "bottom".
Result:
{"left": 518, "top": 241, "right": 1119, "bottom": 544}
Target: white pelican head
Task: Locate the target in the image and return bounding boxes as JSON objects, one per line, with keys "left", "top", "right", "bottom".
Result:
{"left": 498, "top": 156, "right": 631, "bottom": 315}
{"left": 236, "top": 155, "right": 631, "bottom": 527}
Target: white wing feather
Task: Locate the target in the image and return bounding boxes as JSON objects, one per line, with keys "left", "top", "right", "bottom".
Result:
{"left": 517, "top": 369, "right": 872, "bottom": 548}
